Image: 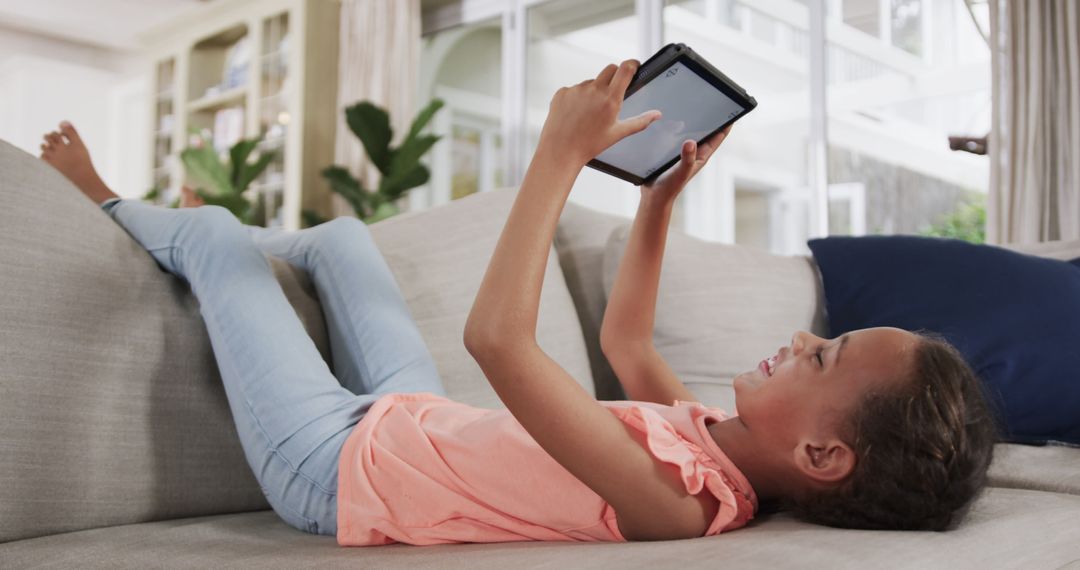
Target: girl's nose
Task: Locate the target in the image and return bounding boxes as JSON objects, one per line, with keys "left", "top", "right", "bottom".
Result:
{"left": 790, "top": 331, "right": 807, "bottom": 354}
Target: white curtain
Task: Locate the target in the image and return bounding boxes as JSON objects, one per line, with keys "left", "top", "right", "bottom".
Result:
{"left": 331, "top": 0, "right": 421, "bottom": 217}
{"left": 988, "top": 0, "right": 1080, "bottom": 244}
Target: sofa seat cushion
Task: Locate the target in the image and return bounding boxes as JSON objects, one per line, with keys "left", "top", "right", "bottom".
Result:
{"left": 3, "top": 487, "right": 1079, "bottom": 569}
{"left": 602, "top": 225, "right": 827, "bottom": 412}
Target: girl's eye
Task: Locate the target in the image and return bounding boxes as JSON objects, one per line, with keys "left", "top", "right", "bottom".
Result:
{"left": 815, "top": 348, "right": 824, "bottom": 367}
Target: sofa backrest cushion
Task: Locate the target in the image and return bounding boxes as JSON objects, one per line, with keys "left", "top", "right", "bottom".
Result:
{"left": 0, "top": 140, "right": 339, "bottom": 542}
{"left": 601, "top": 224, "right": 828, "bottom": 413}
{"left": 369, "top": 188, "right": 594, "bottom": 409}
{"left": 808, "top": 235, "right": 1080, "bottom": 445}
{"left": 554, "top": 200, "right": 638, "bottom": 401}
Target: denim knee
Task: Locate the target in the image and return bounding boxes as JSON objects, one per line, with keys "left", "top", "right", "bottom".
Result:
{"left": 184, "top": 205, "right": 241, "bottom": 234}
{"left": 174, "top": 206, "right": 250, "bottom": 249}
{"left": 316, "top": 216, "right": 370, "bottom": 243}
{"left": 305, "top": 216, "right": 376, "bottom": 262}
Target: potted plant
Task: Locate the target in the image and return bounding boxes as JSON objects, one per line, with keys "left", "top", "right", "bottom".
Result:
{"left": 143, "top": 132, "right": 276, "bottom": 226}
{"left": 304, "top": 98, "right": 444, "bottom": 227}
{"left": 180, "top": 133, "right": 277, "bottom": 225}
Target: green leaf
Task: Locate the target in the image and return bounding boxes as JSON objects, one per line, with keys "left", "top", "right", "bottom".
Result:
{"left": 321, "top": 165, "right": 370, "bottom": 217}
{"left": 196, "top": 188, "right": 249, "bottom": 221}
{"left": 228, "top": 139, "right": 260, "bottom": 189}
{"left": 919, "top": 200, "right": 986, "bottom": 244}
{"left": 404, "top": 98, "right": 444, "bottom": 142}
{"left": 301, "top": 209, "right": 328, "bottom": 228}
{"left": 181, "top": 143, "right": 233, "bottom": 196}
{"left": 321, "top": 165, "right": 363, "bottom": 196}
{"left": 365, "top": 202, "right": 399, "bottom": 224}
{"left": 345, "top": 102, "right": 392, "bottom": 173}
{"left": 379, "top": 164, "right": 430, "bottom": 199}
{"left": 235, "top": 151, "right": 275, "bottom": 194}
{"left": 389, "top": 134, "right": 440, "bottom": 176}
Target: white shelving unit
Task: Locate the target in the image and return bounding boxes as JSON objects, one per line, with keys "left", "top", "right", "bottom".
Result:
{"left": 143, "top": 0, "right": 340, "bottom": 229}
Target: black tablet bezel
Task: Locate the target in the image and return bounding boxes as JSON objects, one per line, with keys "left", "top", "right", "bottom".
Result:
{"left": 586, "top": 43, "right": 758, "bottom": 186}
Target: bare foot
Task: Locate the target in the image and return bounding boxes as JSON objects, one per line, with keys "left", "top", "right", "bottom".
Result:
{"left": 39, "top": 121, "right": 119, "bottom": 205}
{"left": 180, "top": 185, "right": 205, "bottom": 208}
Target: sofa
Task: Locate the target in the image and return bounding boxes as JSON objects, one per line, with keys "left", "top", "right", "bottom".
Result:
{"left": 1, "top": 138, "right": 1079, "bottom": 569}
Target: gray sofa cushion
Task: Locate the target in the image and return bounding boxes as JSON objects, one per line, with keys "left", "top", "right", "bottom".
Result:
{"left": 0, "top": 140, "right": 337, "bottom": 542}
{"left": 3, "top": 487, "right": 1079, "bottom": 569}
{"left": 554, "top": 200, "right": 635, "bottom": 401}
{"left": 601, "top": 224, "right": 828, "bottom": 413}
{"left": 988, "top": 443, "right": 1080, "bottom": 497}
{"left": 369, "top": 187, "right": 594, "bottom": 409}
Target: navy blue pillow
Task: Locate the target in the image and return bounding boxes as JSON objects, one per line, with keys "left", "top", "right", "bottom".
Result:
{"left": 807, "top": 235, "right": 1080, "bottom": 445}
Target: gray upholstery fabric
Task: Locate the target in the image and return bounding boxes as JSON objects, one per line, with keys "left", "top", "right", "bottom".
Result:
{"left": 0, "top": 140, "right": 336, "bottom": 542}
{"left": 554, "top": 200, "right": 635, "bottom": 401}
{"left": 368, "top": 187, "right": 594, "bottom": 409}
{"left": 601, "top": 224, "right": 828, "bottom": 413}
{"left": 3, "top": 487, "right": 1080, "bottom": 569}
{"left": 988, "top": 443, "right": 1080, "bottom": 497}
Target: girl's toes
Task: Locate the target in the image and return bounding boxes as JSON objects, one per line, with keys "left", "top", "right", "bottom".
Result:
{"left": 180, "top": 186, "right": 205, "bottom": 208}
{"left": 59, "top": 121, "right": 82, "bottom": 145}
{"left": 46, "top": 132, "right": 64, "bottom": 147}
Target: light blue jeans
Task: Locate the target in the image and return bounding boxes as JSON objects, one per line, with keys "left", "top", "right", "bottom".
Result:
{"left": 100, "top": 197, "right": 446, "bottom": 536}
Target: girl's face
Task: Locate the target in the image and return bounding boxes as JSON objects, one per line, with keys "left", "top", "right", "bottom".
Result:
{"left": 732, "top": 327, "right": 919, "bottom": 445}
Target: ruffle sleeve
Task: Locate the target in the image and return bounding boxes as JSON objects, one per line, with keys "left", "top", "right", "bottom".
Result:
{"left": 605, "top": 404, "right": 756, "bottom": 538}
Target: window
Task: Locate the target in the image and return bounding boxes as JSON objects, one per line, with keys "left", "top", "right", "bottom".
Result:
{"left": 663, "top": 0, "right": 812, "bottom": 252}
{"left": 418, "top": 19, "right": 504, "bottom": 210}
{"left": 527, "top": 0, "right": 640, "bottom": 218}
{"left": 418, "top": 0, "right": 991, "bottom": 249}
{"left": 827, "top": 0, "right": 989, "bottom": 241}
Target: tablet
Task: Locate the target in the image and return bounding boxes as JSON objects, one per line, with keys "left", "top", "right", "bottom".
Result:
{"left": 587, "top": 43, "right": 757, "bottom": 186}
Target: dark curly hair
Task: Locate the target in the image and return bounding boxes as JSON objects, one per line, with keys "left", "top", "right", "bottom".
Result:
{"left": 785, "top": 330, "right": 999, "bottom": 531}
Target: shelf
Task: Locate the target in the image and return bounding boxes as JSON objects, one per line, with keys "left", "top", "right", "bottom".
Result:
{"left": 259, "top": 135, "right": 286, "bottom": 150}
{"left": 259, "top": 90, "right": 286, "bottom": 103}
{"left": 146, "top": 1, "right": 339, "bottom": 231}
{"left": 187, "top": 86, "right": 248, "bottom": 113}
{"left": 194, "top": 24, "right": 248, "bottom": 48}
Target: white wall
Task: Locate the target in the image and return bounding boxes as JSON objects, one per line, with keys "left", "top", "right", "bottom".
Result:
{"left": 0, "top": 26, "right": 150, "bottom": 198}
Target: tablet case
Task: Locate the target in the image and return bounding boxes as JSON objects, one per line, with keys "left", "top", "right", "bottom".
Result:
{"left": 586, "top": 43, "right": 758, "bottom": 186}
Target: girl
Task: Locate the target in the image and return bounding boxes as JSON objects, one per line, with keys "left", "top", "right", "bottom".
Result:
{"left": 40, "top": 59, "right": 995, "bottom": 546}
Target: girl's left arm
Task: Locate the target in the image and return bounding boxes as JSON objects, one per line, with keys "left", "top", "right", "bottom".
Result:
{"left": 463, "top": 60, "right": 718, "bottom": 542}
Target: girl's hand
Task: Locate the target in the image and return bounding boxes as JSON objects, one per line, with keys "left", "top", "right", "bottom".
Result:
{"left": 641, "top": 125, "right": 732, "bottom": 203}
{"left": 537, "top": 59, "right": 663, "bottom": 167}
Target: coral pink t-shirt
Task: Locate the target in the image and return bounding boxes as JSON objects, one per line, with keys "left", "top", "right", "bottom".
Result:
{"left": 336, "top": 392, "right": 757, "bottom": 546}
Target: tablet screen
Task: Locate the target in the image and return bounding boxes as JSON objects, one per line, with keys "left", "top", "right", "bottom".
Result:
{"left": 594, "top": 60, "right": 747, "bottom": 180}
